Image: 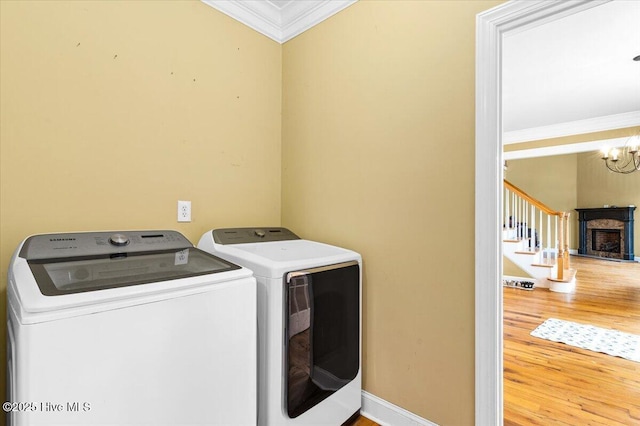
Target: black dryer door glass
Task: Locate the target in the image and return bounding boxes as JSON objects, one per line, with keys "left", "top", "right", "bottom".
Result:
{"left": 285, "top": 261, "right": 360, "bottom": 418}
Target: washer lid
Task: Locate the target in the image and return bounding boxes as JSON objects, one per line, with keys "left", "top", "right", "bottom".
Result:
{"left": 27, "top": 248, "right": 239, "bottom": 296}
{"left": 20, "top": 231, "right": 240, "bottom": 296}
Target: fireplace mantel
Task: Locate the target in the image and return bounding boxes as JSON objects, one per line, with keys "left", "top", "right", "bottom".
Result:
{"left": 576, "top": 207, "right": 635, "bottom": 260}
{"left": 575, "top": 207, "right": 635, "bottom": 222}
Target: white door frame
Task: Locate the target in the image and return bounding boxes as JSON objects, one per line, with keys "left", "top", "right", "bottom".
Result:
{"left": 474, "top": 1, "right": 611, "bottom": 424}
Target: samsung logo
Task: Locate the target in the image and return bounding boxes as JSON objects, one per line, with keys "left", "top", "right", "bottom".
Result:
{"left": 50, "top": 238, "right": 76, "bottom": 242}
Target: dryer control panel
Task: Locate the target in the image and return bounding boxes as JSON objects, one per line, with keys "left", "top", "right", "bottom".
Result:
{"left": 212, "top": 227, "right": 300, "bottom": 245}
{"left": 19, "top": 231, "right": 192, "bottom": 260}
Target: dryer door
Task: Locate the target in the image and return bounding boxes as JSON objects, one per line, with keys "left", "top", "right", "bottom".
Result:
{"left": 285, "top": 261, "right": 360, "bottom": 418}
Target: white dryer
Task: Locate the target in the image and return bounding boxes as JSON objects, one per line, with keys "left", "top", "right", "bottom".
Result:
{"left": 198, "top": 228, "right": 361, "bottom": 426}
{"left": 7, "top": 230, "right": 257, "bottom": 426}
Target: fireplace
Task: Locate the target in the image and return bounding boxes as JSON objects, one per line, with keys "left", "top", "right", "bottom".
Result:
{"left": 592, "top": 229, "right": 620, "bottom": 253}
{"left": 576, "top": 207, "right": 635, "bottom": 260}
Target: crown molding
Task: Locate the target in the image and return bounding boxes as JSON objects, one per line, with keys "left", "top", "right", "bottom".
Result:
{"left": 504, "top": 111, "right": 640, "bottom": 145}
{"left": 503, "top": 136, "right": 629, "bottom": 160}
{"left": 201, "top": 0, "right": 357, "bottom": 44}
{"left": 280, "top": 0, "right": 356, "bottom": 42}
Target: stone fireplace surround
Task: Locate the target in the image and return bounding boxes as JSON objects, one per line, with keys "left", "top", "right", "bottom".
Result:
{"left": 576, "top": 207, "right": 635, "bottom": 261}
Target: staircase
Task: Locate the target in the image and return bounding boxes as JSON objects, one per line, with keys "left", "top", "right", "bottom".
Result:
{"left": 503, "top": 180, "right": 576, "bottom": 293}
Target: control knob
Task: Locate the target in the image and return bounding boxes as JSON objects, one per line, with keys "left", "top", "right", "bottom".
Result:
{"left": 109, "top": 233, "right": 130, "bottom": 247}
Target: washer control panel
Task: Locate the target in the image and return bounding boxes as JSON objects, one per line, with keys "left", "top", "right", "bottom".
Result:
{"left": 212, "top": 227, "right": 300, "bottom": 245}
{"left": 19, "top": 231, "right": 192, "bottom": 260}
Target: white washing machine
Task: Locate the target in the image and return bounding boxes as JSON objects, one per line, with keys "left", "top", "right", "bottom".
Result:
{"left": 7, "top": 230, "right": 257, "bottom": 426}
{"left": 198, "top": 228, "right": 361, "bottom": 426}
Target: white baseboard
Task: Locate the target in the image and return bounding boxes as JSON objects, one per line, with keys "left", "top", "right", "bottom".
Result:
{"left": 361, "top": 391, "right": 437, "bottom": 426}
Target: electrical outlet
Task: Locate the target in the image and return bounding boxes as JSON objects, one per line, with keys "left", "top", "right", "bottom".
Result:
{"left": 177, "top": 200, "right": 191, "bottom": 222}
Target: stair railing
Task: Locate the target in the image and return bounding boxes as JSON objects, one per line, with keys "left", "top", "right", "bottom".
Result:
{"left": 503, "top": 180, "right": 570, "bottom": 280}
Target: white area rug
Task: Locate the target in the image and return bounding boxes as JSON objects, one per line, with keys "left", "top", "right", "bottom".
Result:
{"left": 530, "top": 318, "right": 640, "bottom": 362}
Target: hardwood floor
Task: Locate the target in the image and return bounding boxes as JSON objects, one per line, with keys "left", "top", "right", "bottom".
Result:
{"left": 352, "top": 415, "right": 379, "bottom": 426}
{"left": 504, "top": 255, "right": 640, "bottom": 425}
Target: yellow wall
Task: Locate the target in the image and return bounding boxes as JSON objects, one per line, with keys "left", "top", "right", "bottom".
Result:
{"left": 0, "top": 0, "right": 281, "bottom": 407}
{"left": 282, "top": 1, "right": 501, "bottom": 424}
{"left": 503, "top": 256, "right": 532, "bottom": 278}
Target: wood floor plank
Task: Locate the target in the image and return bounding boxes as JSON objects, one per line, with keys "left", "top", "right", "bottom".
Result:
{"left": 504, "top": 256, "right": 640, "bottom": 426}
{"left": 351, "top": 415, "right": 379, "bottom": 426}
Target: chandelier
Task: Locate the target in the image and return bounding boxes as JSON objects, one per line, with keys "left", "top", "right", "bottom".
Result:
{"left": 601, "top": 135, "right": 640, "bottom": 174}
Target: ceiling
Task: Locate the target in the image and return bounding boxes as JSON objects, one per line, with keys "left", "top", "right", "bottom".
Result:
{"left": 503, "top": 0, "right": 640, "bottom": 144}
{"left": 202, "top": 1, "right": 639, "bottom": 145}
